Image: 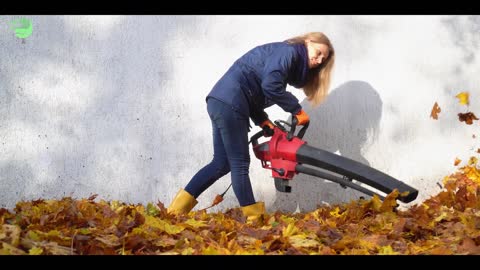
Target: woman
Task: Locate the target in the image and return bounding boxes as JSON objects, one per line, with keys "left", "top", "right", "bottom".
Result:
{"left": 167, "top": 32, "right": 335, "bottom": 221}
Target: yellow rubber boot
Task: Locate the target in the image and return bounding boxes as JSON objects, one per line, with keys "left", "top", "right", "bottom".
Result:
{"left": 241, "top": 202, "right": 265, "bottom": 224}
{"left": 167, "top": 189, "right": 198, "bottom": 215}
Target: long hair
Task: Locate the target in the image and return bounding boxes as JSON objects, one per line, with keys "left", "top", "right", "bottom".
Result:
{"left": 285, "top": 32, "right": 335, "bottom": 107}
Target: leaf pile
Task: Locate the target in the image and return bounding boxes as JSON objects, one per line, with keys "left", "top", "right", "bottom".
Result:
{"left": 2, "top": 162, "right": 480, "bottom": 255}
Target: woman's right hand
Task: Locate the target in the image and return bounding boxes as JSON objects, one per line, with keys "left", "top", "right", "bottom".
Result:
{"left": 295, "top": 109, "right": 310, "bottom": 126}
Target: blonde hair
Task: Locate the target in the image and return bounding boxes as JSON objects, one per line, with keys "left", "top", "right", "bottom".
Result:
{"left": 286, "top": 32, "right": 335, "bottom": 107}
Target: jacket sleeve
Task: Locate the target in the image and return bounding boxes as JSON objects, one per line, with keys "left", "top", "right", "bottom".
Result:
{"left": 250, "top": 108, "right": 269, "bottom": 126}
{"left": 261, "top": 47, "right": 302, "bottom": 115}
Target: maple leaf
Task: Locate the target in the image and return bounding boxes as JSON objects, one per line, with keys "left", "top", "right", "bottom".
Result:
{"left": 184, "top": 218, "right": 208, "bottom": 229}
{"left": 146, "top": 203, "right": 160, "bottom": 216}
{"left": 378, "top": 245, "right": 400, "bottom": 255}
{"left": 143, "top": 216, "right": 184, "bottom": 235}
{"left": 430, "top": 102, "right": 441, "bottom": 120}
{"left": 458, "top": 112, "right": 479, "bottom": 125}
{"left": 454, "top": 158, "right": 461, "bottom": 166}
{"left": 380, "top": 189, "right": 400, "bottom": 212}
{"left": 468, "top": 156, "right": 478, "bottom": 166}
{"left": 429, "top": 246, "right": 454, "bottom": 255}
{"left": 28, "top": 247, "right": 43, "bottom": 255}
{"left": 282, "top": 223, "right": 299, "bottom": 237}
{"left": 0, "top": 242, "right": 26, "bottom": 255}
{"left": 288, "top": 235, "right": 320, "bottom": 249}
{"left": 456, "top": 92, "right": 469, "bottom": 106}
{"left": 458, "top": 238, "right": 480, "bottom": 255}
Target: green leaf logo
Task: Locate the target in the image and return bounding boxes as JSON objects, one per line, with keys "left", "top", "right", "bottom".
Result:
{"left": 9, "top": 18, "right": 33, "bottom": 39}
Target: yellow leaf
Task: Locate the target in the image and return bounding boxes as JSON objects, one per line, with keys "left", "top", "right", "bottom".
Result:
{"left": 282, "top": 223, "right": 299, "bottom": 237}
{"left": 28, "top": 247, "right": 43, "bottom": 255}
{"left": 0, "top": 242, "right": 26, "bottom": 255}
{"left": 289, "top": 235, "right": 320, "bottom": 248}
{"left": 181, "top": 247, "right": 194, "bottom": 255}
{"left": 456, "top": 92, "right": 469, "bottom": 105}
{"left": 329, "top": 207, "right": 345, "bottom": 218}
{"left": 468, "top": 156, "right": 478, "bottom": 166}
{"left": 370, "top": 195, "right": 383, "bottom": 212}
{"left": 144, "top": 216, "right": 184, "bottom": 234}
{"left": 280, "top": 215, "right": 296, "bottom": 224}
{"left": 78, "top": 228, "right": 91, "bottom": 235}
{"left": 380, "top": 189, "right": 399, "bottom": 212}
{"left": 378, "top": 245, "right": 399, "bottom": 255}
{"left": 202, "top": 246, "right": 221, "bottom": 255}
{"left": 26, "top": 230, "right": 41, "bottom": 241}
{"left": 110, "top": 200, "right": 122, "bottom": 211}
{"left": 184, "top": 218, "right": 207, "bottom": 228}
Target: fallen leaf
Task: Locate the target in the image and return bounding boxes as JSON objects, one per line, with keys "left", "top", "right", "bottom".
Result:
{"left": 456, "top": 92, "right": 469, "bottom": 106}
{"left": 458, "top": 238, "right": 480, "bottom": 255}
{"left": 28, "top": 247, "right": 43, "bottom": 255}
{"left": 430, "top": 102, "right": 441, "bottom": 120}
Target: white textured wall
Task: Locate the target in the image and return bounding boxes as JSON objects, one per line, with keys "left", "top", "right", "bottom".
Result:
{"left": 1, "top": 15, "right": 479, "bottom": 212}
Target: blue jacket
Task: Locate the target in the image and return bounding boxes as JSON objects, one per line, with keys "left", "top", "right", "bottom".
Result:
{"left": 207, "top": 41, "right": 309, "bottom": 126}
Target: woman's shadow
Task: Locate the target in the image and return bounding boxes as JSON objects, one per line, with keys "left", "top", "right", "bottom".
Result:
{"left": 271, "top": 80, "right": 383, "bottom": 213}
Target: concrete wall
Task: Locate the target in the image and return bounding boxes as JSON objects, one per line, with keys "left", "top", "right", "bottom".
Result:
{"left": 1, "top": 15, "right": 479, "bottom": 212}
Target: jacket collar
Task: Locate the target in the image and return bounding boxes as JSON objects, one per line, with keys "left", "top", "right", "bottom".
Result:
{"left": 290, "top": 43, "right": 309, "bottom": 89}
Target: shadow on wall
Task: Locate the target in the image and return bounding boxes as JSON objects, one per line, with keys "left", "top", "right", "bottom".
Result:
{"left": 0, "top": 16, "right": 202, "bottom": 208}
{"left": 271, "top": 80, "right": 383, "bottom": 213}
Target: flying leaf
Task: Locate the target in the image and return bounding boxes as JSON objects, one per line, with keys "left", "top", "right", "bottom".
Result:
{"left": 458, "top": 112, "right": 479, "bottom": 125}
{"left": 454, "top": 158, "right": 461, "bottom": 166}
{"left": 456, "top": 92, "right": 469, "bottom": 106}
{"left": 468, "top": 156, "right": 478, "bottom": 166}
{"left": 430, "top": 102, "right": 441, "bottom": 120}
{"left": 380, "top": 189, "right": 399, "bottom": 212}
{"left": 212, "top": 194, "right": 224, "bottom": 206}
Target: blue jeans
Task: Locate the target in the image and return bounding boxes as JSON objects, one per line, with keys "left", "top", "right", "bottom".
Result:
{"left": 184, "top": 98, "right": 255, "bottom": 206}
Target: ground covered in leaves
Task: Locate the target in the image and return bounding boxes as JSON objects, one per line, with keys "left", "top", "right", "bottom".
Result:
{"left": 1, "top": 160, "right": 480, "bottom": 255}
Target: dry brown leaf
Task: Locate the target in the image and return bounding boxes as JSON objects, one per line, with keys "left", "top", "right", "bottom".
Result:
{"left": 458, "top": 112, "right": 479, "bottom": 125}
{"left": 454, "top": 158, "right": 462, "bottom": 166}
{"left": 430, "top": 102, "right": 441, "bottom": 120}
